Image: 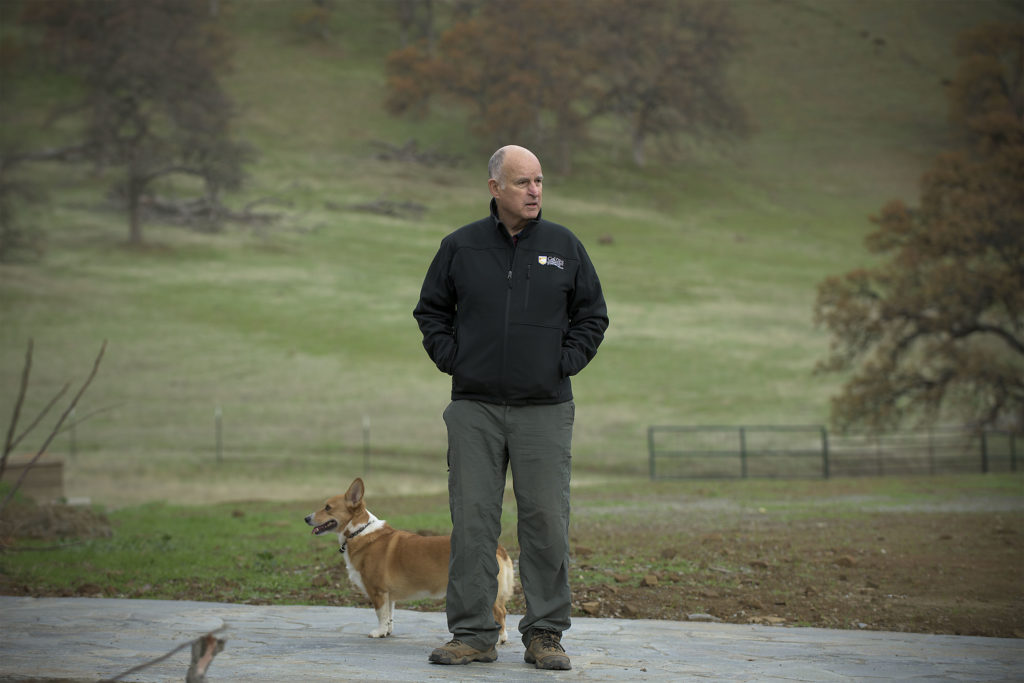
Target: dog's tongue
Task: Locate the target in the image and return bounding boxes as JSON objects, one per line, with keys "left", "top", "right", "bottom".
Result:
{"left": 312, "top": 520, "right": 339, "bottom": 535}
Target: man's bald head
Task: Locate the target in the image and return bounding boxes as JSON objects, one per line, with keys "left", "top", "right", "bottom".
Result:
{"left": 489, "top": 145, "right": 540, "bottom": 189}
{"left": 487, "top": 145, "right": 543, "bottom": 235}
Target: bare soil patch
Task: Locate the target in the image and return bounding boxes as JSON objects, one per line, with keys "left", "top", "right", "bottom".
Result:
{"left": 565, "top": 510, "right": 1023, "bottom": 638}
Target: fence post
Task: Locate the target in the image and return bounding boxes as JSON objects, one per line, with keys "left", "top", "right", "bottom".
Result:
{"left": 215, "top": 405, "right": 223, "bottom": 463}
{"left": 927, "top": 429, "right": 935, "bottom": 476}
{"left": 647, "top": 426, "right": 656, "bottom": 480}
{"left": 739, "top": 427, "right": 748, "bottom": 479}
{"left": 820, "top": 426, "right": 830, "bottom": 479}
{"left": 362, "top": 414, "right": 371, "bottom": 475}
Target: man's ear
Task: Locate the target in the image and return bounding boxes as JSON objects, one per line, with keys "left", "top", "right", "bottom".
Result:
{"left": 488, "top": 178, "right": 501, "bottom": 199}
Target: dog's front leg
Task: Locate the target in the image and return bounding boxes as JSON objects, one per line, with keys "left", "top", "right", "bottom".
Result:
{"left": 369, "top": 593, "right": 393, "bottom": 638}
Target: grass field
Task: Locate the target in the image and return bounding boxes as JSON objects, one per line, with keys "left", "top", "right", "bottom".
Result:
{"left": 2, "top": 474, "right": 1021, "bottom": 637}
{"left": 1, "top": 0, "right": 1021, "bottom": 506}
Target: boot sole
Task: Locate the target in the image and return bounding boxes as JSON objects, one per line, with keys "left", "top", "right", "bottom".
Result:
{"left": 429, "top": 648, "right": 498, "bottom": 665}
{"left": 524, "top": 651, "right": 572, "bottom": 670}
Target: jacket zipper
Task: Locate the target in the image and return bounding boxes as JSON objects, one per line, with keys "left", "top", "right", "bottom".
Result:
{"left": 524, "top": 263, "right": 531, "bottom": 310}
{"left": 501, "top": 239, "right": 517, "bottom": 403}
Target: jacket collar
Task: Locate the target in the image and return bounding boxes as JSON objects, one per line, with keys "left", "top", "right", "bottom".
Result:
{"left": 490, "top": 198, "right": 540, "bottom": 241}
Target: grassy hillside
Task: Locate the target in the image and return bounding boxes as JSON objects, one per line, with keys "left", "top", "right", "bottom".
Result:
{"left": 1, "top": 0, "right": 1018, "bottom": 505}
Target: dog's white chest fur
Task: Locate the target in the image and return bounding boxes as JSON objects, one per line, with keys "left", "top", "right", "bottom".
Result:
{"left": 338, "top": 514, "right": 385, "bottom": 598}
{"left": 342, "top": 550, "right": 369, "bottom": 597}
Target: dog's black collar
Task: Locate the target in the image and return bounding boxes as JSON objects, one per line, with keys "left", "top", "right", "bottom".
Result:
{"left": 339, "top": 522, "right": 372, "bottom": 554}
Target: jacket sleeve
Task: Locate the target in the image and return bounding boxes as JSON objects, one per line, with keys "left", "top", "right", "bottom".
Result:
{"left": 413, "top": 239, "right": 458, "bottom": 375}
{"left": 561, "top": 242, "right": 609, "bottom": 377}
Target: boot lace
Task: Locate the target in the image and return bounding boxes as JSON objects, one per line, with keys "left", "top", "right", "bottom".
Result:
{"left": 535, "top": 630, "right": 564, "bottom": 653}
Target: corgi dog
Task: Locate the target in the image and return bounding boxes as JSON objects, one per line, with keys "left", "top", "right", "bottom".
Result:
{"left": 305, "top": 477, "right": 515, "bottom": 641}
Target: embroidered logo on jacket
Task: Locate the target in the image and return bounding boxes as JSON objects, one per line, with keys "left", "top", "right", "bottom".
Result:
{"left": 538, "top": 255, "right": 564, "bottom": 270}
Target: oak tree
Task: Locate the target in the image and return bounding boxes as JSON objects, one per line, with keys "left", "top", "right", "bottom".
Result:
{"left": 387, "top": 0, "right": 594, "bottom": 172}
{"left": 588, "top": 0, "right": 750, "bottom": 166}
{"left": 384, "top": 0, "right": 747, "bottom": 172}
{"left": 392, "top": 0, "right": 436, "bottom": 54}
{"left": 21, "top": 0, "right": 252, "bottom": 244}
{"left": 813, "top": 23, "right": 1024, "bottom": 433}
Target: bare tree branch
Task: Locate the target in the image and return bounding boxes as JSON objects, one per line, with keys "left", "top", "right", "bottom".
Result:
{"left": 55, "top": 402, "right": 123, "bottom": 435}
{"left": 186, "top": 632, "right": 227, "bottom": 683}
{"left": 9, "top": 383, "right": 71, "bottom": 458}
{"left": 0, "top": 340, "right": 33, "bottom": 483}
{"left": 0, "top": 341, "right": 107, "bottom": 514}
{"left": 103, "top": 626, "right": 227, "bottom": 683}
{"left": 951, "top": 323, "right": 1024, "bottom": 356}
{"left": 0, "top": 144, "right": 94, "bottom": 168}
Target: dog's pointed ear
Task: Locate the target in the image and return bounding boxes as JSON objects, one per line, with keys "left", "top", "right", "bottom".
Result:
{"left": 345, "top": 478, "right": 365, "bottom": 507}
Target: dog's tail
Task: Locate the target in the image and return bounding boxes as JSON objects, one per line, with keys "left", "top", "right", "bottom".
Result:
{"left": 495, "top": 545, "right": 515, "bottom": 603}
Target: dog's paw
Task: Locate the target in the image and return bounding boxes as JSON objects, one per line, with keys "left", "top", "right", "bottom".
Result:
{"left": 369, "top": 629, "right": 389, "bottom": 638}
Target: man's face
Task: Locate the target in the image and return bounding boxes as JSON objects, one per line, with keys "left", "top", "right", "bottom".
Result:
{"left": 489, "top": 149, "right": 543, "bottom": 233}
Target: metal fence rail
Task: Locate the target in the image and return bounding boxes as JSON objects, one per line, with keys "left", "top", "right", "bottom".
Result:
{"left": 648, "top": 425, "right": 1019, "bottom": 480}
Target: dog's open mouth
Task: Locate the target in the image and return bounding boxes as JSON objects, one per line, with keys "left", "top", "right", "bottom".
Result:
{"left": 311, "top": 519, "right": 339, "bottom": 535}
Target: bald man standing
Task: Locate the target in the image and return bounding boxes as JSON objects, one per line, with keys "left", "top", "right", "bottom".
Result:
{"left": 415, "top": 146, "right": 608, "bottom": 670}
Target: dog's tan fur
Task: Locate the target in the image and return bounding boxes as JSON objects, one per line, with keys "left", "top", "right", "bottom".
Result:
{"left": 305, "top": 478, "right": 514, "bottom": 641}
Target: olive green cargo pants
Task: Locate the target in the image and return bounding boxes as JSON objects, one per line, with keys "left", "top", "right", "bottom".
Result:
{"left": 442, "top": 399, "right": 574, "bottom": 651}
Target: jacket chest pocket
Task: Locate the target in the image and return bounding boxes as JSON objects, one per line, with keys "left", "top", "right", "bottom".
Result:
{"left": 519, "top": 256, "right": 574, "bottom": 322}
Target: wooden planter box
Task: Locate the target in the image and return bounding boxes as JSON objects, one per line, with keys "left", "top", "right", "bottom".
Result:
{"left": 1, "top": 456, "right": 65, "bottom": 503}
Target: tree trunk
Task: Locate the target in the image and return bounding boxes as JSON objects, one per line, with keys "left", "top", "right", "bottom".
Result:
{"left": 425, "top": 0, "right": 435, "bottom": 56}
{"left": 632, "top": 127, "right": 647, "bottom": 167}
{"left": 559, "top": 136, "right": 573, "bottom": 176}
{"left": 185, "top": 633, "right": 226, "bottom": 683}
{"left": 127, "top": 181, "right": 143, "bottom": 245}
{"left": 631, "top": 106, "right": 649, "bottom": 167}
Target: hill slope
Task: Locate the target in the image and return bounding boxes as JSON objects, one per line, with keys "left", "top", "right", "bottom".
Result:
{"left": 1, "top": 0, "right": 1018, "bottom": 503}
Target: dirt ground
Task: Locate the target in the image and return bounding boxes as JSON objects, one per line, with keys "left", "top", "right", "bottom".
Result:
{"left": 2, "top": 492, "right": 1022, "bottom": 640}
{"left": 563, "top": 509, "right": 1023, "bottom": 639}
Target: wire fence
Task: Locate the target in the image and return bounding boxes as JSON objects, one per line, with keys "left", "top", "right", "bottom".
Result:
{"left": 647, "top": 425, "right": 1020, "bottom": 480}
{"left": 49, "top": 398, "right": 452, "bottom": 484}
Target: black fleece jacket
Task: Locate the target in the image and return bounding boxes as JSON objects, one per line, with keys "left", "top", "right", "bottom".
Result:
{"left": 414, "top": 200, "right": 609, "bottom": 405}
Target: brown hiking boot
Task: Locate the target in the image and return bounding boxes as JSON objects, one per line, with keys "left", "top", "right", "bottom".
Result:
{"left": 428, "top": 639, "right": 498, "bottom": 665}
{"left": 524, "top": 629, "right": 571, "bottom": 670}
